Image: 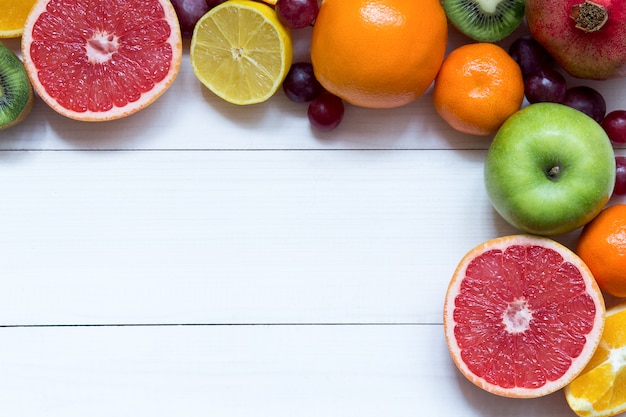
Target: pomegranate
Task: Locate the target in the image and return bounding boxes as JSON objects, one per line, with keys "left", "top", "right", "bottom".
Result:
{"left": 526, "top": 0, "right": 626, "bottom": 80}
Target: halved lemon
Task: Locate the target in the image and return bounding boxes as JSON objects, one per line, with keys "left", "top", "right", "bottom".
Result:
{"left": 190, "top": 0, "right": 292, "bottom": 105}
{"left": 0, "top": 0, "right": 37, "bottom": 38}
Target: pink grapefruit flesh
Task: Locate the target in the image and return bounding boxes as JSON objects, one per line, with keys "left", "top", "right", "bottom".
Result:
{"left": 443, "top": 235, "right": 605, "bottom": 398}
{"left": 21, "top": 0, "right": 182, "bottom": 121}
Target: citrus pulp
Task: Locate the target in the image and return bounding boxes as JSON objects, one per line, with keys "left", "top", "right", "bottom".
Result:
{"left": 310, "top": 0, "right": 448, "bottom": 109}
{"left": 565, "top": 300, "right": 626, "bottom": 417}
{"left": 21, "top": 0, "right": 182, "bottom": 121}
{"left": 433, "top": 42, "right": 524, "bottom": 136}
{"left": 190, "top": 0, "right": 293, "bottom": 105}
{"left": 577, "top": 204, "right": 626, "bottom": 298}
{"left": 444, "top": 234, "right": 605, "bottom": 398}
{"left": 0, "top": 0, "right": 37, "bottom": 38}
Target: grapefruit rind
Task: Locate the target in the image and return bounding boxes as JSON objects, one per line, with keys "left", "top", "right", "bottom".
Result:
{"left": 565, "top": 301, "right": 626, "bottom": 417}
{"left": 20, "top": 0, "right": 182, "bottom": 121}
{"left": 443, "top": 234, "right": 606, "bottom": 398}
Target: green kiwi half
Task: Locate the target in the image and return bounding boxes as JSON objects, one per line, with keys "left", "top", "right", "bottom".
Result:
{"left": 443, "top": 0, "right": 526, "bottom": 43}
{"left": 0, "top": 42, "right": 33, "bottom": 131}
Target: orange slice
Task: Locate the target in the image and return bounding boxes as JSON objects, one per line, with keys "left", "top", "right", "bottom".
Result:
{"left": 0, "top": 0, "right": 37, "bottom": 38}
{"left": 565, "top": 301, "right": 626, "bottom": 417}
{"left": 444, "top": 234, "right": 605, "bottom": 398}
{"left": 21, "top": 0, "right": 182, "bottom": 121}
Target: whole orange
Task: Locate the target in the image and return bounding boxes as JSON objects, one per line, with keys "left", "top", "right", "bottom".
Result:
{"left": 433, "top": 43, "right": 524, "bottom": 136}
{"left": 310, "top": 0, "right": 447, "bottom": 109}
{"left": 577, "top": 204, "right": 626, "bottom": 298}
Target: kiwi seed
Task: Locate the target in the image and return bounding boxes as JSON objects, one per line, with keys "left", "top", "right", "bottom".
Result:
{"left": 443, "top": 0, "right": 526, "bottom": 43}
{"left": 0, "top": 42, "right": 34, "bottom": 131}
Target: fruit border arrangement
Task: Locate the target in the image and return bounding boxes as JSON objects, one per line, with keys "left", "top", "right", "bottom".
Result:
{"left": 3, "top": 0, "right": 626, "bottom": 415}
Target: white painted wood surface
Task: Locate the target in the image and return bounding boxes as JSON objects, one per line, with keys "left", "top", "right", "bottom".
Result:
{"left": 1, "top": 20, "right": 625, "bottom": 417}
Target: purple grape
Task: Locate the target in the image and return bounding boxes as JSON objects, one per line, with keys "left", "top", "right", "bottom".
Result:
{"left": 308, "top": 92, "right": 344, "bottom": 132}
{"left": 275, "top": 0, "right": 319, "bottom": 29}
{"left": 508, "top": 35, "right": 554, "bottom": 79}
{"left": 602, "top": 110, "right": 626, "bottom": 145}
{"left": 524, "top": 68, "right": 567, "bottom": 104}
{"left": 171, "top": 0, "right": 210, "bottom": 38}
{"left": 614, "top": 156, "right": 626, "bottom": 196}
{"left": 283, "top": 62, "right": 323, "bottom": 103}
{"left": 561, "top": 86, "right": 606, "bottom": 124}
{"left": 205, "top": 0, "right": 227, "bottom": 7}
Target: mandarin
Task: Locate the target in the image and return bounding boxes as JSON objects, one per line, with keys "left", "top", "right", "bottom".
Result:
{"left": 310, "top": 0, "right": 447, "bottom": 109}
{"left": 577, "top": 204, "right": 626, "bottom": 298}
{"left": 433, "top": 42, "right": 524, "bottom": 136}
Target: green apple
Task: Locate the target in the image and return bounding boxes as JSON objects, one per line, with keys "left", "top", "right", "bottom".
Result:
{"left": 484, "top": 103, "right": 616, "bottom": 236}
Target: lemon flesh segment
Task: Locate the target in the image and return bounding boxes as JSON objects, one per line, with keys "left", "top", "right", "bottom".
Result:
{"left": 190, "top": 0, "right": 292, "bottom": 105}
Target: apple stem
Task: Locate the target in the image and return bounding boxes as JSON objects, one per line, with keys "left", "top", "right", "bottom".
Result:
{"left": 547, "top": 166, "right": 560, "bottom": 179}
{"left": 570, "top": 0, "right": 608, "bottom": 32}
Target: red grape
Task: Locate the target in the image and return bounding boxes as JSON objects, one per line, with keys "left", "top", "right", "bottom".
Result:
{"left": 275, "top": 0, "right": 319, "bottom": 29}
{"left": 308, "top": 92, "right": 344, "bottom": 132}
{"left": 561, "top": 86, "right": 606, "bottom": 124}
{"left": 508, "top": 35, "right": 554, "bottom": 79}
{"left": 171, "top": 0, "right": 210, "bottom": 38}
{"left": 205, "top": 0, "right": 227, "bottom": 6}
{"left": 283, "top": 62, "right": 323, "bottom": 103}
{"left": 614, "top": 156, "right": 626, "bottom": 196}
{"left": 524, "top": 69, "right": 567, "bottom": 104}
{"left": 602, "top": 110, "right": 626, "bottom": 145}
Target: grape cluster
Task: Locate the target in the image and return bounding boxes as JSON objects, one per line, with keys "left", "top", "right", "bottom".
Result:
{"left": 277, "top": 0, "right": 345, "bottom": 132}
{"left": 508, "top": 35, "right": 626, "bottom": 196}
{"left": 282, "top": 62, "right": 344, "bottom": 132}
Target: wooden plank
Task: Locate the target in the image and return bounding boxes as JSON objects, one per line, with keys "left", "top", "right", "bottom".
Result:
{"left": 0, "top": 324, "right": 576, "bottom": 416}
{"left": 1, "top": 149, "right": 622, "bottom": 326}
{"left": 0, "top": 149, "right": 501, "bottom": 325}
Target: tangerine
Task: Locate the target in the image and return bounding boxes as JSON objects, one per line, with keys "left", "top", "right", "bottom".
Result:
{"left": 310, "top": 0, "right": 447, "bottom": 109}
{"left": 433, "top": 42, "right": 524, "bottom": 136}
{"left": 576, "top": 204, "right": 626, "bottom": 298}
{"left": 444, "top": 234, "right": 605, "bottom": 398}
{"left": 21, "top": 0, "right": 182, "bottom": 121}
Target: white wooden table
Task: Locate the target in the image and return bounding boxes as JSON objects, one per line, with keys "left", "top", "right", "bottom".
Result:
{"left": 2, "top": 23, "right": 625, "bottom": 417}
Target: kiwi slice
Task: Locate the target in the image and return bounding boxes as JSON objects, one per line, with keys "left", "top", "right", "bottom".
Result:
{"left": 443, "top": 0, "right": 526, "bottom": 43}
{"left": 0, "top": 42, "right": 33, "bottom": 131}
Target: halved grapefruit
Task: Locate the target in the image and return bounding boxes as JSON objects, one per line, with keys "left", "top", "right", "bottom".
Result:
{"left": 443, "top": 234, "right": 605, "bottom": 398}
{"left": 21, "top": 0, "right": 182, "bottom": 121}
